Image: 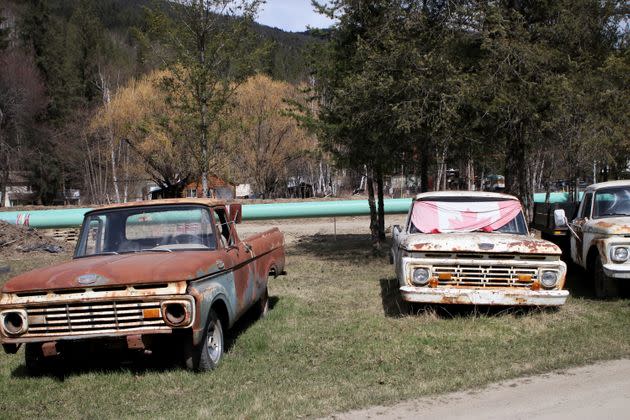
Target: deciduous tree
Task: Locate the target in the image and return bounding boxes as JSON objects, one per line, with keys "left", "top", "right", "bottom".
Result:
{"left": 230, "top": 74, "right": 314, "bottom": 197}
{"left": 141, "top": 0, "right": 266, "bottom": 197}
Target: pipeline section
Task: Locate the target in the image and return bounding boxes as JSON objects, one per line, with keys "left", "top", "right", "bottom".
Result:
{"left": 0, "top": 194, "right": 577, "bottom": 229}
{"left": 0, "top": 199, "right": 414, "bottom": 229}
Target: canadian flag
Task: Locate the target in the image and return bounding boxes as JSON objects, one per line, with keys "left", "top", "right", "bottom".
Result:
{"left": 411, "top": 200, "right": 522, "bottom": 233}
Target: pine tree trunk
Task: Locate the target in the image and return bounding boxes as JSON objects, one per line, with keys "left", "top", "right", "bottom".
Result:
{"left": 366, "top": 171, "right": 380, "bottom": 251}
{"left": 376, "top": 167, "right": 386, "bottom": 241}
{"left": 420, "top": 152, "right": 429, "bottom": 193}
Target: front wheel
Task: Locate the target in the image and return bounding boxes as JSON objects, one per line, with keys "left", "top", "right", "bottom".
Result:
{"left": 594, "top": 255, "right": 619, "bottom": 298}
{"left": 188, "top": 309, "right": 224, "bottom": 372}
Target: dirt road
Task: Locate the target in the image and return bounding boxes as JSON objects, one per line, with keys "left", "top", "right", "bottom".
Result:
{"left": 330, "top": 359, "right": 630, "bottom": 420}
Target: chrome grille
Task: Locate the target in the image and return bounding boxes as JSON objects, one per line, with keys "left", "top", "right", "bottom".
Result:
{"left": 25, "top": 300, "right": 166, "bottom": 336}
{"left": 433, "top": 265, "right": 538, "bottom": 287}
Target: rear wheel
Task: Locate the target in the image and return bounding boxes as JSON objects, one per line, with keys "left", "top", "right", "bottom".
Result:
{"left": 594, "top": 255, "right": 619, "bottom": 298}
{"left": 187, "top": 309, "right": 224, "bottom": 372}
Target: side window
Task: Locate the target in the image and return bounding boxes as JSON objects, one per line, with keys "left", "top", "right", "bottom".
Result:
{"left": 214, "top": 208, "right": 232, "bottom": 247}
{"left": 580, "top": 193, "right": 593, "bottom": 218}
{"left": 84, "top": 217, "right": 105, "bottom": 254}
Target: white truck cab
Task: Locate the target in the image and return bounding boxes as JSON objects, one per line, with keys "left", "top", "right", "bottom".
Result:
{"left": 554, "top": 180, "right": 630, "bottom": 297}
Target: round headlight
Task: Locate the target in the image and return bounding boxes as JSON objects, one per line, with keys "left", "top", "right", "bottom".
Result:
{"left": 412, "top": 268, "right": 431, "bottom": 286}
{"left": 611, "top": 247, "right": 629, "bottom": 263}
{"left": 163, "top": 303, "right": 187, "bottom": 326}
{"left": 540, "top": 271, "right": 559, "bottom": 289}
{"left": 1, "top": 311, "right": 27, "bottom": 336}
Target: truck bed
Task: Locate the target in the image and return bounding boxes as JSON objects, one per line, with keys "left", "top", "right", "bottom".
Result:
{"left": 532, "top": 201, "right": 578, "bottom": 238}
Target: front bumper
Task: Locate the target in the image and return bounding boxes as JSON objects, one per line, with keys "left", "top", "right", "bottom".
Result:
{"left": 602, "top": 264, "right": 630, "bottom": 279}
{"left": 400, "top": 286, "right": 569, "bottom": 306}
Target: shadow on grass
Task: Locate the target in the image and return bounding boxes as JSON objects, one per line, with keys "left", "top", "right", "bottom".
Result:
{"left": 379, "top": 277, "right": 408, "bottom": 318}
{"left": 11, "top": 296, "right": 281, "bottom": 380}
{"left": 563, "top": 264, "right": 596, "bottom": 299}
{"left": 288, "top": 233, "right": 389, "bottom": 261}
{"left": 379, "top": 277, "right": 560, "bottom": 319}
{"left": 224, "top": 296, "right": 279, "bottom": 352}
{"left": 563, "top": 263, "right": 630, "bottom": 300}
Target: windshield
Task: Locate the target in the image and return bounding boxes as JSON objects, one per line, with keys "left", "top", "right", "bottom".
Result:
{"left": 75, "top": 205, "right": 216, "bottom": 257}
{"left": 409, "top": 198, "right": 528, "bottom": 235}
{"left": 593, "top": 188, "right": 630, "bottom": 218}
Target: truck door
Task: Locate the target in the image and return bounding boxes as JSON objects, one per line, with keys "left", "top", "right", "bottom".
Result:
{"left": 571, "top": 192, "right": 592, "bottom": 265}
{"left": 214, "top": 207, "right": 257, "bottom": 317}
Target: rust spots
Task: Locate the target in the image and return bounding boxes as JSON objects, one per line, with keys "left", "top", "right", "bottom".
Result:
{"left": 41, "top": 341, "right": 59, "bottom": 357}
{"left": 594, "top": 221, "right": 615, "bottom": 229}
{"left": 505, "top": 240, "right": 560, "bottom": 255}
{"left": 591, "top": 221, "right": 630, "bottom": 235}
{"left": 440, "top": 295, "right": 465, "bottom": 304}
{"left": 126, "top": 335, "right": 145, "bottom": 350}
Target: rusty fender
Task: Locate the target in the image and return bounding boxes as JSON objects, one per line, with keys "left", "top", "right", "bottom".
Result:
{"left": 187, "top": 273, "right": 236, "bottom": 347}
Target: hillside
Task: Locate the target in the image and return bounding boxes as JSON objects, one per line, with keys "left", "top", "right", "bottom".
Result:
{"left": 29, "top": 0, "right": 317, "bottom": 82}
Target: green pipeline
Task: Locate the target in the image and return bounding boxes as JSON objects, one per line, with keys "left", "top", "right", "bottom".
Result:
{"left": 0, "top": 193, "right": 577, "bottom": 229}
{"left": 0, "top": 199, "right": 413, "bottom": 229}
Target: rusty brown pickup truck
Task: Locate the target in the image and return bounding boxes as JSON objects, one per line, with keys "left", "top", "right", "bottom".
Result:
{"left": 0, "top": 199, "right": 285, "bottom": 373}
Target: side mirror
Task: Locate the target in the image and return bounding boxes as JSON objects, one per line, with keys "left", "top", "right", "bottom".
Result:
{"left": 228, "top": 203, "right": 242, "bottom": 224}
{"left": 554, "top": 209, "right": 567, "bottom": 227}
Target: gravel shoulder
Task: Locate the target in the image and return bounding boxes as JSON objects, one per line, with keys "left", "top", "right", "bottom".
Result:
{"left": 329, "top": 359, "right": 630, "bottom": 420}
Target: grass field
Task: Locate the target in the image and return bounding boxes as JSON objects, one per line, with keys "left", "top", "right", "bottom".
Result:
{"left": 0, "top": 234, "right": 629, "bottom": 418}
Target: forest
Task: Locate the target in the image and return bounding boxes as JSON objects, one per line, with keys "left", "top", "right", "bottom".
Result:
{"left": 0, "top": 0, "right": 628, "bottom": 239}
{"left": 0, "top": 0, "right": 320, "bottom": 206}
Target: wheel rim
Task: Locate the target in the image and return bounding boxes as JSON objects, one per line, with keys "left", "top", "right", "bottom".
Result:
{"left": 206, "top": 320, "right": 223, "bottom": 363}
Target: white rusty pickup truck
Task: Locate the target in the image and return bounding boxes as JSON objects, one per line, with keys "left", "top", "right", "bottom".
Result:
{"left": 391, "top": 192, "right": 568, "bottom": 306}
{"left": 554, "top": 180, "right": 630, "bottom": 297}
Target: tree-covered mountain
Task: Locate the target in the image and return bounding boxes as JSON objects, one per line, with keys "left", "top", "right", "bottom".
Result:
{"left": 23, "top": 0, "right": 317, "bottom": 82}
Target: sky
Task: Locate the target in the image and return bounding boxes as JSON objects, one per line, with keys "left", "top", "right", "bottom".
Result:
{"left": 256, "top": 0, "right": 336, "bottom": 32}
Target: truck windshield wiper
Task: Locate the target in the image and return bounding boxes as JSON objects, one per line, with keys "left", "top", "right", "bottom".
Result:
{"left": 141, "top": 248, "right": 173, "bottom": 253}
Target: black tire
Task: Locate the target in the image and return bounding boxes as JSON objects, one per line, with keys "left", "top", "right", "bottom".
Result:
{"left": 254, "top": 288, "right": 269, "bottom": 319}
{"left": 594, "top": 255, "right": 619, "bottom": 298}
{"left": 188, "top": 309, "right": 224, "bottom": 372}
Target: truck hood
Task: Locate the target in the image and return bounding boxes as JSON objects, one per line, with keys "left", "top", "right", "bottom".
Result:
{"left": 2, "top": 251, "right": 226, "bottom": 294}
{"left": 400, "top": 232, "right": 561, "bottom": 255}
{"left": 586, "top": 217, "right": 630, "bottom": 235}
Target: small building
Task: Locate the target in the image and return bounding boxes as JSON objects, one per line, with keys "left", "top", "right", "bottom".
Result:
{"left": 1, "top": 171, "right": 36, "bottom": 207}
{"left": 236, "top": 184, "right": 253, "bottom": 198}
{"left": 183, "top": 175, "right": 236, "bottom": 199}
{"left": 287, "top": 177, "right": 313, "bottom": 199}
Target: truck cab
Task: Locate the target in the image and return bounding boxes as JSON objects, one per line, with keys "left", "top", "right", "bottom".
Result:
{"left": 555, "top": 180, "right": 630, "bottom": 297}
